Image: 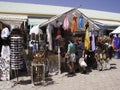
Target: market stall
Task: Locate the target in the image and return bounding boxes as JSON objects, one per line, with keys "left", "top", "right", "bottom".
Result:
{"left": 110, "top": 26, "right": 120, "bottom": 34}
{"left": 38, "top": 8, "right": 100, "bottom": 75}
{"left": 23, "top": 7, "right": 101, "bottom": 85}
{"left": 110, "top": 26, "right": 120, "bottom": 59}
{"left": 0, "top": 21, "right": 27, "bottom": 81}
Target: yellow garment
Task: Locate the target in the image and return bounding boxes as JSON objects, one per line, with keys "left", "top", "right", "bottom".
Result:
{"left": 71, "top": 16, "right": 77, "bottom": 33}
{"left": 84, "top": 29, "right": 90, "bottom": 50}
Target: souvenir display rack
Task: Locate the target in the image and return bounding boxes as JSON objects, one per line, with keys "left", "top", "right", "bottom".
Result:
{"left": 10, "top": 35, "right": 24, "bottom": 86}
{"left": 31, "top": 62, "right": 45, "bottom": 85}
{"left": 10, "top": 36, "right": 24, "bottom": 70}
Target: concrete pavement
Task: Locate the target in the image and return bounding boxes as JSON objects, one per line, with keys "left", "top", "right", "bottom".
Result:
{"left": 0, "top": 58, "right": 120, "bottom": 90}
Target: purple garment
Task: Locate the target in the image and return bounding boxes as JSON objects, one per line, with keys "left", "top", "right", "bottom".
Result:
{"left": 91, "top": 29, "right": 95, "bottom": 51}
{"left": 114, "top": 37, "right": 120, "bottom": 49}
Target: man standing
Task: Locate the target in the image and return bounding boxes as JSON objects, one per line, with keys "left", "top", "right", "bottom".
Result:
{"left": 75, "top": 37, "right": 85, "bottom": 73}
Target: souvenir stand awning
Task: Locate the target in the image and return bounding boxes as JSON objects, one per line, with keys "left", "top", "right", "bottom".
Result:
{"left": 39, "top": 8, "right": 100, "bottom": 31}
{"left": 110, "top": 26, "right": 120, "bottom": 34}
{"left": 28, "top": 18, "right": 48, "bottom": 26}
{"left": 0, "top": 14, "right": 28, "bottom": 29}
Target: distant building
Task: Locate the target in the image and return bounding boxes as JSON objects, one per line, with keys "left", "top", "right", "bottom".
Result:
{"left": 0, "top": 1, "right": 120, "bottom": 35}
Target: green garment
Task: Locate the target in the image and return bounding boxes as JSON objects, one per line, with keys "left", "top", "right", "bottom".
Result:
{"left": 68, "top": 43, "right": 75, "bottom": 54}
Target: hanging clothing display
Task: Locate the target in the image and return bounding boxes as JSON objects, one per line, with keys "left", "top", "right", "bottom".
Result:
{"left": 0, "top": 32, "right": 2, "bottom": 55}
{"left": 91, "top": 29, "right": 95, "bottom": 51}
{"left": 1, "top": 27, "right": 10, "bottom": 58}
{"left": 1, "top": 27, "right": 10, "bottom": 39}
{"left": 84, "top": 29, "right": 90, "bottom": 50}
{"left": 78, "top": 15, "right": 84, "bottom": 28}
{"left": 29, "top": 25, "right": 43, "bottom": 35}
{"left": 1, "top": 27, "right": 10, "bottom": 46}
{"left": 71, "top": 16, "right": 77, "bottom": 33}
{"left": 63, "top": 15, "right": 69, "bottom": 30}
{"left": 0, "top": 57, "right": 10, "bottom": 81}
{"left": 0, "top": 27, "right": 10, "bottom": 81}
{"left": 46, "top": 24, "right": 53, "bottom": 51}
{"left": 1, "top": 45, "right": 10, "bottom": 59}
{"left": 113, "top": 36, "right": 120, "bottom": 49}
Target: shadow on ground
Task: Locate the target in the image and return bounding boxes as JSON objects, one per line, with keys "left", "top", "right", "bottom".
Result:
{"left": 110, "top": 63, "right": 117, "bottom": 69}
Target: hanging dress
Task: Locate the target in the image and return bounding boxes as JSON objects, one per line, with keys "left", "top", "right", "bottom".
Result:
{"left": 0, "top": 27, "right": 10, "bottom": 81}
{"left": 84, "top": 22, "right": 90, "bottom": 50}
{"left": 1, "top": 27, "right": 10, "bottom": 58}
{"left": 46, "top": 24, "right": 53, "bottom": 51}
{"left": 63, "top": 15, "right": 69, "bottom": 30}
{"left": 71, "top": 16, "right": 77, "bottom": 33}
{"left": 91, "top": 29, "right": 95, "bottom": 51}
{"left": 78, "top": 15, "right": 84, "bottom": 28}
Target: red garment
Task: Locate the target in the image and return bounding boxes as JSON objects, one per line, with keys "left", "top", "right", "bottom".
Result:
{"left": 57, "top": 28, "right": 61, "bottom": 36}
{"left": 71, "top": 16, "right": 77, "bottom": 33}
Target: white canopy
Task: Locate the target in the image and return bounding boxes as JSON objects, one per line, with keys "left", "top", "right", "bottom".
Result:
{"left": 29, "top": 25, "right": 43, "bottom": 35}
{"left": 39, "top": 8, "right": 100, "bottom": 31}
{"left": 110, "top": 26, "right": 120, "bottom": 34}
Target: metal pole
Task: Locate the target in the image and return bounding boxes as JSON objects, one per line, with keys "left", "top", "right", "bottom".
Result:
{"left": 58, "top": 46, "right": 61, "bottom": 75}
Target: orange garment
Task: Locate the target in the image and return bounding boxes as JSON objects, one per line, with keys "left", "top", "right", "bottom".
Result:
{"left": 71, "top": 16, "right": 77, "bottom": 33}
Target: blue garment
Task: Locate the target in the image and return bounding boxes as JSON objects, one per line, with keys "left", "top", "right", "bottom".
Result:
{"left": 33, "top": 43, "right": 38, "bottom": 52}
{"left": 78, "top": 15, "right": 84, "bottom": 28}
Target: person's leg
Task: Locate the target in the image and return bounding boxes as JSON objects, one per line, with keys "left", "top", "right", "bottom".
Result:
{"left": 67, "top": 62, "right": 72, "bottom": 73}
{"left": 71, "top": 61, "right": 74, "bottom": 73}
{"left": 100, "top": 60, "right": 103, "bottom": 70}
{"left": 80, "top": 66, "right": 86, "bottom": 74}
{"left": 96, "top": 55, "right": 103, "bottom": 71}
{"left": 71, "top": 54, "right": 76, "bottom": 73}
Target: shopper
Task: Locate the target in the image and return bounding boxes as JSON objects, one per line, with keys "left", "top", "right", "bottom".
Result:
{"left": 75, "top": 37, "right": 85, "bottom": 73}
{"left": 66, "top": 38, "right": 76, "bottom": 75}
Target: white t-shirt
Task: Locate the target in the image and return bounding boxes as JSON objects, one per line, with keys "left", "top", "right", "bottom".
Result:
{"left": 1, "top": 27, "right": 10, "bottom": 39}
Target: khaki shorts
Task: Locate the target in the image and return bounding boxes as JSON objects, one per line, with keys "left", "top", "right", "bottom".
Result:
{"left": 67, "top": 53, "right": 76, "bottom": 63}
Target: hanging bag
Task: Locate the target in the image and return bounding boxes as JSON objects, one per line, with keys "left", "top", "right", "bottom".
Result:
{"left": 79, "top": 57, "right": 87, "bottom": 67}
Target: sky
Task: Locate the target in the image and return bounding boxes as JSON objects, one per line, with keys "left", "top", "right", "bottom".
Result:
{"left": 2, "top": 0, "right": 120, "bottom": 13}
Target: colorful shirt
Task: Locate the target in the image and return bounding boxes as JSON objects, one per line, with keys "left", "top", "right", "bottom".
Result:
{"left": 68, "top": 43, "right": 75, "bottom": 54}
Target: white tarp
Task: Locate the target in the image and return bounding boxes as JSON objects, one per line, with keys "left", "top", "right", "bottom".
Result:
{"left": 93, "top": 20, "right": 120, "bottom": 26}
{"left": 110, "top": 26, "right": 120, "bottom": 34}
{"left": 39, "top": 8, "right": 100, "bottom": 31}
{"left": 0, "top": 14, "right": 27, "bottom": 21}
{"left": 29, "top": 25, "right": 43, "bottom": 35}
{"left": 28, "top": 18, "right": 48, "bottom": 26}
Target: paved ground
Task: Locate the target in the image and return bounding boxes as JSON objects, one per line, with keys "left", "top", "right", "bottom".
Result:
{"left": 0, "top": 58, "right": 120, "bottom": 90}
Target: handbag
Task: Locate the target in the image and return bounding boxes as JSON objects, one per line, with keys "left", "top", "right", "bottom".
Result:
{"left": 79, "top": 57, "right": 87, "bottom": 67}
